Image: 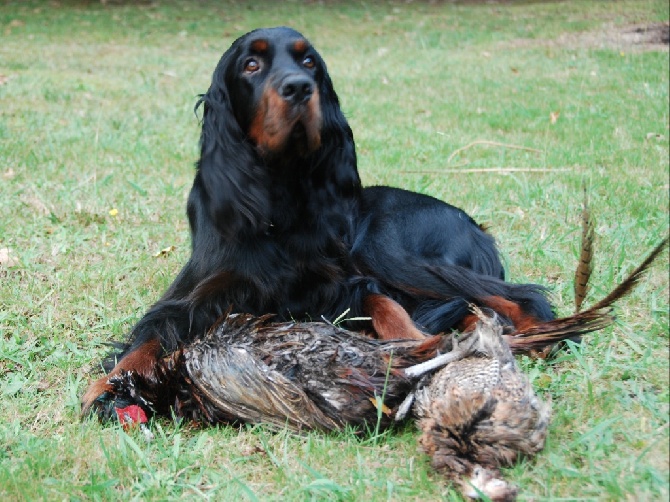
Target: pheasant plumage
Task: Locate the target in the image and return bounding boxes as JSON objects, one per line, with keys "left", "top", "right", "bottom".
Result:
{"left": 97, "top": 314, "right": 455, "bottom": 432}
{"left": 415, "top": 313, "right": 551, "bottom": 501}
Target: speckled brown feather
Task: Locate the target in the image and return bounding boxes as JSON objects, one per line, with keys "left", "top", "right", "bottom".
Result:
{"left": 181, "top": 313, "right": 459, "bottom": 431}
{"left": 415, "top": 313, "right": 551, "bottom": 501}
{"left": 507, "top": 237, "right": 668, "bottom": 353}
{"left": 574, "top": 188, "right": 595, "bottom": 313}
{"left": 95, "top": 314, "right": 459, "bottom": 432}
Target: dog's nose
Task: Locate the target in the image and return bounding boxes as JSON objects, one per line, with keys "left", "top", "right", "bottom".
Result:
{"left": 279, "top": 75, "right": 314, "bottom": 105}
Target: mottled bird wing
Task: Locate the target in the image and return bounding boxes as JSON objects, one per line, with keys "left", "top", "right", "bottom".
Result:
{"left": 185, "top": 343, "right": 342, "bottom": 433}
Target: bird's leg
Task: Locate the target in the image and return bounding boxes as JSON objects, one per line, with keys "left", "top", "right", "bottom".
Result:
{"left": 402, "top": 332, "right": 479, "bottom": 379}
{"left": 396, "top": 330, "right": 481, "bottom": 421}
{"left": 395, "top": 373, "right": 434, "bottom": 421}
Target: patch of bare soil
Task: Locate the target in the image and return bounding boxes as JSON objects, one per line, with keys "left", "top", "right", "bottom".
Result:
{"left": 505, "top": 22, "right": 669, "bottom": 52}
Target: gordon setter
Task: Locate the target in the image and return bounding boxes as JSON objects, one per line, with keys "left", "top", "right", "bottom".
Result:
{"left": 82, "top": 27, "right": 553, "bottom": 415}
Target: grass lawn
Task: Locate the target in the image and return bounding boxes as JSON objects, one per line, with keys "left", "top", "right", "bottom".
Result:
{"left": 1, "top": 0, "right": 668, "bottom": 499}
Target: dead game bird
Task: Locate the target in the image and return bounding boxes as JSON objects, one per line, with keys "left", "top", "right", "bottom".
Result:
{"left": 97, "top": 314, "right": 456, "bottom": 431}
{"left": 413, "top": 313, "right": 550, "bottom": 501}
{"left": 101, "top": 311, "right": 545, "bottom": 500}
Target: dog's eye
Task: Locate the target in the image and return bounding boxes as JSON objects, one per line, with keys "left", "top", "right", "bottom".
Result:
{"left": 302, "top": 56, "right": 315, "bottom": 69}
{"left": 244, "top": 58, "right": 260, "bottom": 74}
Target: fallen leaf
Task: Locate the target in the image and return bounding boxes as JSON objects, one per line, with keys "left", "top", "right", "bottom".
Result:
{"left": 0, "top": 75, "right": 9, "bottom": 86}
{"left": 550, "top": 111, "right": 560, "bottom": 124}
{"left": 0, "top": 248, "right": 19, "bottom": 267}
{"left": 153, "top": 245, "right": 176, "bottom": 258}
{"left": 2, "top": 168, "right": 15, "bottom": 179}
{"left": 369, "top": 396, "right": 392, "bottom": 416}
{"left": 646, "top": 132, "right": 664, "bottom": 140}
{"left": 239, "top": 445, "right": 266, "bottom": 457}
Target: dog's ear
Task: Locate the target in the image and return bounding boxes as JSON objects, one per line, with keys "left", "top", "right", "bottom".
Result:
{"left": 309, "top": 56, "right": 361, "bottom": 200}
{"left": 194, "top": 47, "right": 270, "bottom": 239}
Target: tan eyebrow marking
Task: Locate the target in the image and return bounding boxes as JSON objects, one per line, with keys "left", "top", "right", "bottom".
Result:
{"left": 250, "top": 39, "right": 269, "bottom": 53}
{"left": 293, "top": 39, "right": 308, "bottom": 53}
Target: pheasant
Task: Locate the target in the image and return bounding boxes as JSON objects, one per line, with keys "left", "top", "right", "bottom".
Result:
{"left": 101, "top": 311, "right": 547, "bottom": 500}
{"left": 99, "top": 313, "right": 455, "bottom": 431}
{"left": 413, "top": 312, "right": 550, "bottom": 501}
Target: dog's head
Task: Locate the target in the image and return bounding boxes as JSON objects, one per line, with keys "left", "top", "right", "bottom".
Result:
{"left": 195, "top": 27, "right": 359, "bottom": 237}
{"left": 204, "top": 26, "right": 347, "bottom": 160}
{"left": 221, "top": 27, "right": 326, "bottom": 158}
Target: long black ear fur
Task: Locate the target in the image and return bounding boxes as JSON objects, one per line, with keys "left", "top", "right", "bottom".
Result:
{"left": 310, "top": 54, "right": 359, "bottom": 195}
{"left": 194, "top": 45, "right": 271, "bottom": 239}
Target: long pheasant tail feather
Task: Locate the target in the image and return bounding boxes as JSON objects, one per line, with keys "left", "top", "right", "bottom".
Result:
{"left": 574, "top": 187, "right": 594, "bottom": 312}
{"left": 589, "top": 237, "right": 668, "bottom": 312}
{"left": 506, "top": 311, "right": 615, "bottom": 354}
{"left": 509, "top": 237, "right": 668, "bottom": 354}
